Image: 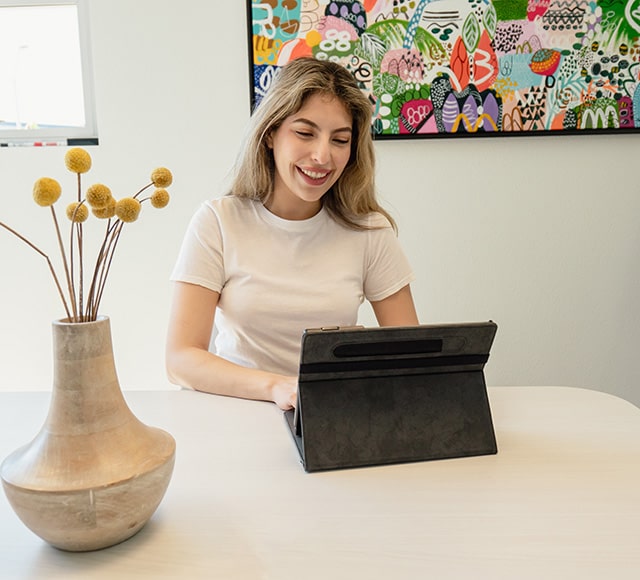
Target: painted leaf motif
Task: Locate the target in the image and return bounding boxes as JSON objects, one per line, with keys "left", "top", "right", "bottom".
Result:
{"left": 367, "top": 19, "right": 444, "bottom": 61}
{"left": 367, "top": 20, "right": 408, "bottom": 50}
{"left": 358, "top": 32, "right": 387, "bottom": 66}
{"left": 484, "top": 2, "right": 497, "bottom": 40}
{"left": 462, "top": 12, "right": 481, "bottom": 54}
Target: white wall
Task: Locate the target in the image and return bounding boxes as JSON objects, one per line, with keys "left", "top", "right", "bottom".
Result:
{"left": 1, "top": 0, "right": 639, "bottom": 407}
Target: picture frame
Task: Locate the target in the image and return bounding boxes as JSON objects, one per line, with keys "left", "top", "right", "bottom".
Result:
{"left": 246, "top": 0, "right": 640, "bottom": 139}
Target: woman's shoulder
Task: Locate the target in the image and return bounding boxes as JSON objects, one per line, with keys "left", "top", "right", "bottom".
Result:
{"left": 349, "top": 211, "right": 394, "bottom": 230}
{"left": 203, "top": 195, "right": 260, "bottom": 220}
{"left": 187, "top": 196, "right": 255, "bottom": 230}
{"left": 206, "top": 194, "right": 255, "bottom": 211}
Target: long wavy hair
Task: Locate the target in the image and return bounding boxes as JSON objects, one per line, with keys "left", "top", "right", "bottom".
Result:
{"left": 229, "top": 57, "right": 396, "bottom": 231}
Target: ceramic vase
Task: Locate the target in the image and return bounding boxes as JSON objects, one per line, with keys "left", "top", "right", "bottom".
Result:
{"left": 0, "top": 316, "right": 176, "bottom": 551}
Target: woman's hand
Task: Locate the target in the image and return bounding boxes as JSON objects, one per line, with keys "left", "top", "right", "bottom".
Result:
{"left": 270, "top": 376, "right": 298, "bottom": 410}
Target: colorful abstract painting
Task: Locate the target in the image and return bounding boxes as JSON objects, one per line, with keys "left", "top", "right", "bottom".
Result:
{"left": 247, "top": 0, "right": 640, "bottom": 138}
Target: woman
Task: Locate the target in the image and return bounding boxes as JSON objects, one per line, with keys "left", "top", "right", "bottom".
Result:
{"left": 166, "top": 57, "right": 418, "bottom": 410}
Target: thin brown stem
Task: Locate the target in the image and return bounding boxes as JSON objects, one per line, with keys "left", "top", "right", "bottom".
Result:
{"left": 1, "top": 221, "right": 72, "bottom": 320}
{"left": 86, "top": 218, "right": 118, "bottom": 321}
{"left": 76, "top": 173, "right": 83, "bottom": 320}
{"left": 69, "top": 215, "right": 76, "bottom": 318}
{"left": 68, "top": 201, "right": 89, "bottom": 321}
{"left": 77, "top": 222, "right": 85, "bottom": 321}
{"left": 89, "top": 219, "right": 116, "bottom": 320}
{"left": 133, "top": 182, "right": 154, "bottom": 199}
{"left": 76, "top": 173, "right": 84, "bottom": 321}
{"left": 50, "top": 205, "right": 77, "bottom": 321}
{"left": 93, "top": 220, "right": 125, "bottom": 317}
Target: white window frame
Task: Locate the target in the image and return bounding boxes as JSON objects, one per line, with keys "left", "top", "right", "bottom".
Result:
{"left": 0, "top": 0, "right": 98, "bottom": 146}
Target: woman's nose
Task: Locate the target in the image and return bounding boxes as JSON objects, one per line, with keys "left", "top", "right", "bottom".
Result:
{"left": 310, "top": 139, "right": 331, "bottom": 164}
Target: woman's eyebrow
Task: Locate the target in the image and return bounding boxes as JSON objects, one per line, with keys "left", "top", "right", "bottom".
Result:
{"left": 291, "top": 117, "right": 352, "bottom": 133}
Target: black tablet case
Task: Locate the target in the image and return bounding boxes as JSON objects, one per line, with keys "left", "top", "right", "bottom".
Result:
{"left": 285, "top": 322, "right": 498, "bottom": 472}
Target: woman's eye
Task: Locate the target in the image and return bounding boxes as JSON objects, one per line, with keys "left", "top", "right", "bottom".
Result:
{"left": 296, "top": 131, "right": 313, "bottom": 138}
{"left": 333, "top": 138, "right": 350, "bottom": 145}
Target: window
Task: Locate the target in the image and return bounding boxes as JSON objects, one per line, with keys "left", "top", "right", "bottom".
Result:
{"left": 0, "top": 0, "right": 97, "bottom": 146}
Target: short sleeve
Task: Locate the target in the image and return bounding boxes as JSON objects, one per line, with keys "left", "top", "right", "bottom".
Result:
{"left": 170, "top": 202, "right": 225, "bottom": 292}
{"left": 363, "top": 214, "right": 415, "bottom": 302}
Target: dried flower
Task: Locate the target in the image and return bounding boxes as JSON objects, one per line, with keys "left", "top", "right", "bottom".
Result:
{"left": 115, "top": 198, "right": 141, "bottom": 223}
{"left": 86, "top": 184, "right": 112, "bottom": 209}
{"left": 151, "top": 167, "right": 173, "bottom": 187}
{"left": 33, "top": 178, "right": 62, "bottom": 207}
{"left": 66, "top": 202, "right": 89, "bottom": 223}
{"left": 151, "top": 188, "right": 170, "bottom": 208}
{"left": 64, "top": 148, "right": 92, "bottom": 174}
{"left": 92, "top": 198, "right": 116, "bottom": 219}
{"left": 2, "top": 154, "right": 174, "bottom": 322}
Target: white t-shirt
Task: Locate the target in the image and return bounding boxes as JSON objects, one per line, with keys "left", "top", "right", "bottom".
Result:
{"left": 171, "top": 196, "right": 415, "bottom": 376}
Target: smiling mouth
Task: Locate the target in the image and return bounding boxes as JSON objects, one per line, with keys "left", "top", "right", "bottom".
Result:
{"left": 298, "top": 167, "right": 331, "bottom": 181}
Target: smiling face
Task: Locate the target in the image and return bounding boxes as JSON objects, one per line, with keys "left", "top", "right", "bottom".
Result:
{"left": 265, "top": 92, "right": 353, "bottom": 220}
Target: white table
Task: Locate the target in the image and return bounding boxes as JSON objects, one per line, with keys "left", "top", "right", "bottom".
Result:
{"left": 1, "top": 387, "right": 639, "bottom": 579}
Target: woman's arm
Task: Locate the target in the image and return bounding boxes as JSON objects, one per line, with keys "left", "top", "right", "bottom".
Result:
{"left": 370, "top": 284, "right": 419, "bottom": 326}
{"left": 165, "top": 281, "right": 297, "bottom": 410}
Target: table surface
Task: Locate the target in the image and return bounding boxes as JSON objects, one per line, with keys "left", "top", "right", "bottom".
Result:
{"left": 1, "top": 386, "right": 639, "bottom": 580}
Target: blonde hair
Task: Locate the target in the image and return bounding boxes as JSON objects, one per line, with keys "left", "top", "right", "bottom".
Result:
{"left": 230, "top": 57, "right": 396, "bottom": 231}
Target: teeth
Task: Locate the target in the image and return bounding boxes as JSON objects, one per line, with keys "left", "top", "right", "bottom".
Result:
{"left": 300, "top": 168, "right": 329, "bottom": 179}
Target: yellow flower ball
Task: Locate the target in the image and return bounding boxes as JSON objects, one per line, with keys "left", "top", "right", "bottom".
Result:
{"left": 64, "top": 148, "right": 92, "bottom": 174}
{"left": 92, "top": 197, "right": 116, "bottom": 219}
{"left": 33, "top": 177, "right": 62, "bottom": 207}
{"left": 66, "top": 202, "right": 89, "bottom": 223}
{"left": 150, "top": 188, "right": 170, "bottom": 208}
{"left": 115, "top": 197, "right": 141, "bottom": 223}
{"left": 86, "top": 183, "right": 112, "bottom": 209}
{"left": 151, "top": 167, "right": 173, "bottom": 187}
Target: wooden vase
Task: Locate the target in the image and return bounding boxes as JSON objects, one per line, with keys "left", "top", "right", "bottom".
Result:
{"left": 0, "top": 316, "right": 176, "bottom": 551}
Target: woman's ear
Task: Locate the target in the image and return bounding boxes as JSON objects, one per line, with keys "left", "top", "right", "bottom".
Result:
{"left": 265, "top": 131, "right": 273, "bottom": 149}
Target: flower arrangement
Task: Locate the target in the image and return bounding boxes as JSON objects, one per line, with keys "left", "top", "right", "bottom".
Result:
{"left": 0, "top": 148, "right": 173, "bottom": 322}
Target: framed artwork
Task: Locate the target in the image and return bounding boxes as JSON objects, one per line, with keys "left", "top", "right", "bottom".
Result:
{"left": 246, "top": 0, "right": 640, "bottom": 139}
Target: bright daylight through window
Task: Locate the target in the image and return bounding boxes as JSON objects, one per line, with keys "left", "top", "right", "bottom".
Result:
{"left": 0, "top": 0, "right": 97, "bottom": 147}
